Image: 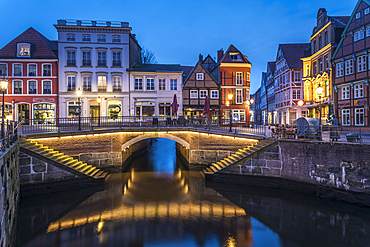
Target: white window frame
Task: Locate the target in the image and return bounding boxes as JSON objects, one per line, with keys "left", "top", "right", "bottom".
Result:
{"left": 42, "top": 64, "right": 52, "bottom": 77}
{"left": 66, "top": 34, "right": 75, "bottom": 41}
{"left": 341, "top": 109, "right": 350, "bottom": 126}
{"left": 336, "top": 62, "right": 344, "bottom": 77}
{"left": 112, "top": 35, "right": 121, "bottom": 43}
{"left": 236, "top": 89, "right": 243, "bottom": 104}
{"left": 83, "top": 75, "right": 92, "bottom": 91}
{"left": 97, "top": 35, "right": 106, "bottom": 43}
{"left": 27, "top": 80, "right": 37, "bottom": 95}
{"left": 82, "top": 34, "right": 91, "bottom": 42}
{"left": 236, "top": 72, "right": 243, "bottom": 85}
{"left": 345, "top": 59, "right": 353, "bottom": 75}
{"left": 341, "top": 86, "right": 350, "bottom": 100}
{"left": 113, "top": 75, "right": 121, "bottom": 91}
{"left": 355, "top": 108, "right": 365, "bottom": 126}
{"left": 17, "top": 43, "right": 30, "bottom": 57}
{"left": 134, "top": 78, "right": 143, "bottom": 91}
{"left": 158, "top": 78, "right": 166, "bottom": 91}
{"left": 42, "top": 80, "right": 52, "bottom": 94}
{"left": 354, "top": 30, "right": 364, "bottom": 42}
{"left": 28, "top": 64, "right": 37, "bottom": 77}
{"left": 357, "top": 55, "right": 367, "bottom": 72}
{"left": 199, "top": 90, "right": 207, "bottom": 99}
{"left": 196, "top": 73, "right": 204, "bottom": 80}
{"left": 190, "top": 90, "right": 198, "bottom": 98}
{"left": 67, "top": 75, "right": 76, "bottom": 92}
{"left": 232, "top": 109, "right": 246, "bottom": 123}
{"left": 112, "top": 51, "right": 121, "bottom": 66}
{"left": 324, "top": 55, "right": 329, "bottom": 70}
{"left": 0, "top": 64, "right": 7, "bottom": 77}
{"left": 98, "top": 75, "right": 107, "bottom": 90}
{"left": 354, "top": 84, "right": 364, "bottom": 98}
{"left": 13, "top": 80, "right": 22, "bottom": 94}
{"left": 13, "top": 64, "right": 22, "bottom": 76}
{"left": 146, "top": 78, "right": 154, "bottom": 91}
{"left": 365, "top": 8, "right": 370, "bottom": 15}
{"left": 211, "top": 90, "right": 219, "bottom": 99}
{"left": 367, "top": 26, "right": 370, "bottom": 37}
{"left": 294, "top": 72, "right": 301, "bottom": 82}
{"left": 356, "top": 12, "right": 361, "bottom": 19}
{"left": 170, "top": 79, "right": 177, "bottom": 91}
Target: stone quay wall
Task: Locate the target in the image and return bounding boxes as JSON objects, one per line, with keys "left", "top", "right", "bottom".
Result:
{"left": 214, "top": 140, "right": 370, "bottom": 206}
{"left": 0, "top": 142, "right": 20, "bottom": 247}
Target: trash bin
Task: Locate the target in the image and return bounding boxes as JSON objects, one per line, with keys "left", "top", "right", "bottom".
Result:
{"left": 346, "top": 133, "right": 358, "bottom": 142}
{"left": 153, "top": 117, "right": 158, "bottom": 126}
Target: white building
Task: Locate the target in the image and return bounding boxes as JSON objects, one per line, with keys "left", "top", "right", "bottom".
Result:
{"left": 127, "top": 64, "right": 183, "bottom": 117}
{"left": 54, "top": 19, "right": 141, "bottom": 119}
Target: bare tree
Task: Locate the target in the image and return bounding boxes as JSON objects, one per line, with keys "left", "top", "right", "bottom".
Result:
{"left": 141, "top": 47, "right": 158, "bottom": 64}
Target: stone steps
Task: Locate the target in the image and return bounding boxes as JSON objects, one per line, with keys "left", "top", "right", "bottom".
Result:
{"left": 203, "top": 139, "right": 276, "bottom": 174}
{"left": 20, "top": 139, "right": 110, "bottom": 181}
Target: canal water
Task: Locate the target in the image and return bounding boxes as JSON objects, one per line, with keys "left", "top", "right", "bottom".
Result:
{"left": 15, "top": 138, "right": 370, "bottom": 247}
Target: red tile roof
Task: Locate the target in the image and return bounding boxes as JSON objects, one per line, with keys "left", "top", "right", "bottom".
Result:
{"left": 0, "top": 27, "right": 57, "bottom": 59}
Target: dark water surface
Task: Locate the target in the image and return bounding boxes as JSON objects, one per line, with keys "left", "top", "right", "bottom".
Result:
{"left": 16, "top": 138, "right": 370, "bottom": 247}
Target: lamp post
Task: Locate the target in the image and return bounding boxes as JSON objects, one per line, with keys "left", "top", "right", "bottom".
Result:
{"left": 228, "top": 93, "right": 233, "bottom": 132}
{"left": 97, "top": 96, "right": 101, "bottom": 127}
{"left": 0, "top": 79, "right": 8, "bottom": 139}
{"left": 76, "top": 88, "right": 82, "bottom": 131}
{"left": 247, "top": 98, "right": 254, "bottom": 126}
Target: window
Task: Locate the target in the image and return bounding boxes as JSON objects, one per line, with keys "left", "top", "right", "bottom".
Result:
{"left": 43, "top": 64, "right": 51, "bottom": 76}
{"left": 367, "top": 26, "right": 370, "bottom": 37}
{"left": 325, "top": 31, "right": 328, "bottom": 45}
{"left": 354, "top": 84, "right": 364, "bottom": 98}
{"left": 135, "top": 78, "right": 143, "bottom": 90}
{"left": 345, "top": 59, "right": 353, "bottom": 75}
{"left": 13, "top": 81, "right": 22, "bottom": 94}
{"left": 341, "top": 86, "right": 350, "bottom": 99}
{"left": 67, "top": 34, "right": 75, "bottom": 41}
{"left": 146, "top": 78, "right": 154, "bottom": 91}
{"left": 293, "top": 90, "right": 301, "bottom": 99}
{"left": 306, "top": 64, "right": 310, "bottom": 77}
{"left": 98, "top": 75, "right": 106, "bottom": 92}
{"left": 314, "top": 40, "right": 317, "bottom": 53}
{"left": 336, "top": 62, "right": 344, "bottom": 77}
{"left": 236, "top": 89, "right": 243, "bottom": 104}
{"left": 17, "top": 43, "right": 30, "bottom": 57}
{"left": 13, "top": 64, "right": 22, "bottom": 76}
{"left": 236, "top": 72, "right": 243, "bottom": 85}
{"left": 190, "top": 90, "right": 198, "bottom": 98}
{"left": 67, "top": 76, "right": 76, "bottom": 91}
{"left": 159, "top": 78, "right": 166, "bottom": 90}
{"left": 98, "top": 51, "right": 106, "bottom": 66}
{"left": 0, "top": 64, "right": 6, "bottom": 76}
{"left": 43, "top": 81, "right": 51, "bottom": 94}
{"left": 170, "top": 79, "right": 177, "bottom": 90}
{"left": 230, "top": 53, "right": 242, "bottom": 61}
{"left": 357, "top": 55, "right": 366, "bottom": 72}
{"left": 68, "top": 101, "right": 80, "bottom": 118}
{"left": 319, "top": 58, "right": 323, "bottom": 72}
{"left": 196, "top": 73, "right": 204, "bottom": 80}
{"left": 354, "top": 30, "right": 364, "bottom": 42}
{"left": 313, "top": 62, "right": 317, "bottom": 75}
{"left": 355, "top": 108, "right": 364, "bottom": 126}
{"left": 365, "top": 8, "right": 370, "bottom": 15}
{"left": 113, "top": 35, "right": 121, "bottom": 43}
{"left": 82, "top": 51, "right": 91, "bottom": 66}
{"left": 319, "top": 36, "right": 322, "bottom": 49}
{"left": 356, "top": 12, "right": 361, "bottom": 19}
{"left": 232, "top": 109, "right": 245, "bottom": 122}
{"left": 28, "top": 64, "right": 36, "bottom": 76}
{"left": 113, "top": 76, "right": 121, "bottom": 92}
{"left": 200, "top": 90, "right": 207, "bottom": 98}
{"left": 246, "top": 72, "right": 250, "bottom": 81}
{"left": 324, "top": 55, "right": 329, "bottom": 70}
{"left": 82, "top": 35, "right": 91, "bottom": 42}
{"left": 83, "top": 76, "right": 91, "bottom": 91}
{"left": 112, "top": 52, "right": 121, "bottom": 66}
{"left": 28, "top": 81, "right": 36, "bottom": 94}
{"left": 98, "top": 35, "right": 106, "bottom": 43}
{"left": 67, "top": 51, "right": 76, "bottom": 66}
{"left": 211, "top": 90, "right": 219, "bottom": 99}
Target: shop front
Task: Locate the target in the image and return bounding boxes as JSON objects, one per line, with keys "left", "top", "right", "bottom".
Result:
{"left": 33, "top": 103, "right": 55, "bottom": 124}
{"left": 108, "top": 101, "right": 122, "bottom": 120}
{"left": 0, "top": 103, "right": 13, "bottom": 122}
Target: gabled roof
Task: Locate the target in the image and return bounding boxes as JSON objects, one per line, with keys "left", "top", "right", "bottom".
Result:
{"left": 182, "top": 66, "right": 193, "bottom": 82}
{"left": 267, "top": 62, "right": 276, "bottom": 74}
{"left": 212, "top": 44, "right": 251, "bottom": 71}
{"left": 183, "top": 59, "right": 219, "bottom": 87}
{"left": 333, "top": 0, "right": 370, "bottom": 59}
{"left": 127, "top": 63, "right": 183, "bottom": 72}
{"left": 202, "top": 54, "right": 216, "bottom": 71}
{"left": 279, "top": 43, "right": 310, "bottom": 69}
{"left": 0, "top": 27, "right": 57, "bottom": 59}
{"left": 331, "top": 16, "right": 351, "bottom": 27}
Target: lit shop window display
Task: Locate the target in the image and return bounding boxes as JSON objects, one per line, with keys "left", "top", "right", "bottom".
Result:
{"left": 108, "top": 103, "right": 121, "bottom": 120}
{"left": 142, "top": 106, "right": 155, "bottom": 117}
{"left": 68, "top": 101, "right": 80, "bottom": 120}
{"left": 0, "top": 104, "right": 13, "bottom": 121}
{"left": 33, "top": 103, "right": 55, "bottom": 124}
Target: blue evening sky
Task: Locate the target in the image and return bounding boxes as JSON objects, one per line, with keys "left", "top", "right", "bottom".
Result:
{"left": 0, "top": 0, "right": 358, "bottom": 93}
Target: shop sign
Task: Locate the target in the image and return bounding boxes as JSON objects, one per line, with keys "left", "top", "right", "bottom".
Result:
{"left": 33, "top": 97, "right": 54, "bottom": 102}
{"left": 338, "top": 101, "right": 350, "bottom": 109}
{"left": 354, "top": 99, "right": 367, "bottom": 106}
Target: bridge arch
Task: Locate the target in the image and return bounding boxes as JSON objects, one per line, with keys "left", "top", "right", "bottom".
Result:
{"left": 121, "top": 133, "right": 190, "bottom": 151}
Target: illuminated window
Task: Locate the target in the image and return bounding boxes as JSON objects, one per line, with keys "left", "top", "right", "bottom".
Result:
{"left": 230, "top": 53, "right": 242, "bottom": 61}
{"left": 146, "top": 78, "right": 154, "bottom": 91}
{"left": 113, "top": 76, "right": 121, "bottom": 92}
{"left": 159, "top": 78, "right": 166, "bottom": 90}
{"left": 67, "top": 34, "right": 75, "bottom": 41}
{"left": 357, "top": 55, "right": 366, "bottom": 72}
{"left": 355, "top": 108, "right": 364, "bottom": 126}
{"left": 211, "top": 90, "right": 218, "bottom": 99}
{"left": 232, "top": 109, "right": 245, "bottom": 122}
{"left": 196, "top": 73, "right": 203, "bottom": 80}
{"left": 97, "top": 35, "right": 106, "bottom": 43}
{"left": 17, "top": 43, "right": 30, "bottom": 57}
{"left": 341, "top": 86, "right": 350, "bottom": 100}
{"left": 135, "top": 78, "right": 143, "bottom": 90}
{"left": 98, "top": 75, "right": 107, "bottom": 92}
{"left": 190, "top": 90, "right": 198, "bottom": 98}
{"left": 246, "top": 72, "right": 250, "bottom": 81}
{"left": 345, "top": 59, "right": 353, "bottom": 75}
{"left": 236, "top": 89, "right": 243, "bottom": 104}
{"left": 200, "top": 90, "right": 207, "bottom": 98}
{"left": 236, "top": 72, "right": 243, "bottom": 85}
{"left": 354, "top": 84, "right": 364, "bottom": 98}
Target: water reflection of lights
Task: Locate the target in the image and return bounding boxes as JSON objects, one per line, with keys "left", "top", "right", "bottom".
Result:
{"left": 96, "top": 221, "right": 104, "bottom": 232}
{"left": 225, "top": 234, "right": 236, "bottom": 247}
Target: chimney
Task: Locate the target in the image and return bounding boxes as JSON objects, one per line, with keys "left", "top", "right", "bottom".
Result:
{"left": 217, "top": 49, "right": 224, "bottom": 62}
{"left": 199, "top": 54, "right": 203, "bottom": 62}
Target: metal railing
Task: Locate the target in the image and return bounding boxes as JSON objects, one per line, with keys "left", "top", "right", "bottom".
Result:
{"left": 0, "top": 120, "right": 20, "bottom": 152}
{"left": 18, "top": 116, "right": 267, "bottom": 136}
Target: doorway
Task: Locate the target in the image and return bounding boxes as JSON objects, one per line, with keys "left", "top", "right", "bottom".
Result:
{"left": 90, "top": 106, "right": 100, "bottom": 124}
{"left": 18, "top": 104, "right": 30, "bottom": 125}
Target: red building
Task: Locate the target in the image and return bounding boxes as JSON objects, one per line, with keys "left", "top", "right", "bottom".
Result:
{"left": 0, "top": 27, "right": 58, "bottom": 123}
{"left": 211, "top": 45, "right": 252, "bottom": 125}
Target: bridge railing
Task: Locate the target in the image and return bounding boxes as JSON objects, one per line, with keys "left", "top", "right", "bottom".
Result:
{"left": 0, "top": 120, "right": 20, "bottom": 152}
{"left": 17, "top": 116, "right": 267, "bottom": 136}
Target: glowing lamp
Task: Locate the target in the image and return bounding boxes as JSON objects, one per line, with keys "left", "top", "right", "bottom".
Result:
{"left": 0, "top": 79, "right": 8, "bottom": 91}
{"left": 297, "top": 100, "right": 304, "bottom": 107}
{"left": 228, "top": 93, "right": 233, "bottom": 100}
{"left": 97, "top": 97, "right": 101, "bottom": 103}
{"left": 250, "top": 99, "right": 254, "bottom": 105}
{"left": 76, "top": 88, "right": 82, "bottom": 98}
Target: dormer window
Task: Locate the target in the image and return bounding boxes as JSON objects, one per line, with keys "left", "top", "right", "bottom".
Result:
{"left": 230, "top": 52, "right": 242, "bottom": 61}
{"left": 17, "top": 43, "right": 30, "bottom": 57}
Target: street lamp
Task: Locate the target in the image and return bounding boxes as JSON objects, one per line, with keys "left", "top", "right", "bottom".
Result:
{"left": 0, "top": 79, "right": 8, "bottom": 139}
{"left": 97, "top": 96, "right": 101, "bottom": 127}
{"left": 76, "top": 88, "right": 82, "bottom": 131}
{"left": 228, "top": 93, "right": 233, "bottom": 132}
